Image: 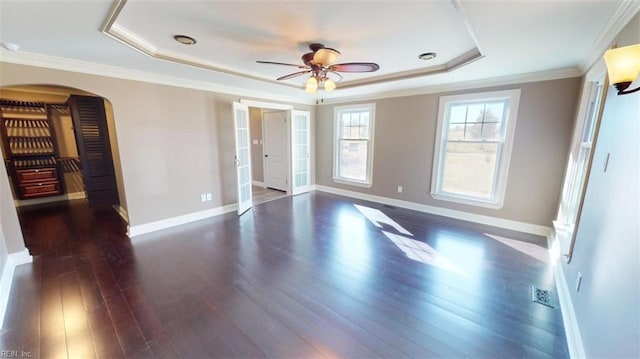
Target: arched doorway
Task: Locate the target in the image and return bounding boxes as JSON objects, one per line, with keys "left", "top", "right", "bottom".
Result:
{"left": 0, "top": 84, "right": 128, "bottom": 252}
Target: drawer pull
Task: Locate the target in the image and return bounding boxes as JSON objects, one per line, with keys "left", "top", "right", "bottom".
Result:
{"left": 38, "top": 183, "right": 42, "bottom": 186}
{"left": 35, "top": 169, "right": 40, "bottom": 173}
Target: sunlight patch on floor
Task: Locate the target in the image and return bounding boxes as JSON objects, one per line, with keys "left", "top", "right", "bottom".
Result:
{"left": 485, "top": 233, "right": 550, "bottom": 263}
{"left": 354, "top": 204, "right": 466, "bottom": 276}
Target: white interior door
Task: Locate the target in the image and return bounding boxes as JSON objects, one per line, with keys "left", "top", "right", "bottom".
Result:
{"left": 291, "top": 110, "right": 311, "bottom": 195}
{"left": 233, "top": 102, "right": 252, "bottom": 215}
{"left": 263, "top": 111, "right": 288, "bottom": 191}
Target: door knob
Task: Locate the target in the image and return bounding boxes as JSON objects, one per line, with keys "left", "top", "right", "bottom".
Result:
{"left": 264, "top": 154, "right": 268, "bottom": 158}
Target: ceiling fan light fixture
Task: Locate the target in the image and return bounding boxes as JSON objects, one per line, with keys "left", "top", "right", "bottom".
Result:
{"left": 324, "top": 78, "right": 336, "bottom": 92}
{"left": 313, "top": 48, "right": 341, "bottom": 65}
{"left": 419, "top": 52, "right": 437, "bottom": 61}
{"left": 174, "top": 35, "right": 197, "bottom": 45}
{"left": 305, "top": 76, "right": 318, "bottom": 94}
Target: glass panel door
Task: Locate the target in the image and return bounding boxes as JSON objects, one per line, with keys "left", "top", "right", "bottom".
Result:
{"left": 233, "top": 102, "right": 252, "bottom": 214}
{"left": 291, "top": 110, "right": 310, "bottom": 195}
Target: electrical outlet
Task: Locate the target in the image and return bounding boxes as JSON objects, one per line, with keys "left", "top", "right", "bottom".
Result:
{"left": 206, "top": 193, "right": 212, "bottom": 201}
{"left": 576, "top": 272, "right": 582, "bottom": 292}
{"left": 397, "top": 186, "right": 403, "bottom": 193}
{"left": 200, "top": 194, "right": 206, "bottom": 202}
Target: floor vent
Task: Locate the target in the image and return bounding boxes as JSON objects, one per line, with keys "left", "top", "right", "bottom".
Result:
{"left": 531, "top": 285, "right": 554, "bottom": 308}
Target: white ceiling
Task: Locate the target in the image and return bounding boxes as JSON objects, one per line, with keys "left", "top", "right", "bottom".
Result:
{"left": 0, "top": 0, "right": 635, "bottom": 104}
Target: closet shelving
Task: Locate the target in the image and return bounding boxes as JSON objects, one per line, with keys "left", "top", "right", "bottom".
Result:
{"left": 0, "top": 100, "right": 64, "bottom": 199}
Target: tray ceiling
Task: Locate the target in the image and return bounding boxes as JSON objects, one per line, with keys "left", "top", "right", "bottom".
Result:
{"left": 0, "top": 0, "right": 633, "bottom": 102}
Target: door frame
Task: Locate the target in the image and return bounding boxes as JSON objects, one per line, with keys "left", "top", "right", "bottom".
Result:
{"left": 240, "top": 100, "right": 294, "bottom": 195}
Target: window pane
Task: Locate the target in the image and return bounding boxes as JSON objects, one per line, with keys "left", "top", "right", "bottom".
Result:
{"left": 339, "top": 140, "right": 368, "bottom": 181}
{"left": 359, "top": 114, "right": 370, "bottom": 138}
{"left": 466, "top": 103, "right": 485, "bottom": 123}
{"left": 296, "top": 173, "right": 307, "bottom": 186}
{"left": 441, "top": 142, "right": 498, "bottom": 198}
{"left": 463, "top": 123, "right": 483, "bottom": 140}
{"left": 341, "top": 111, "right": 370, "bottom": 140}
{"left": 448, "top": 123, "right": 465, "bottom": 140}
{"left": 485, "top": 102, "right": 505, "bottom": 123}
{"left": 481, "top": 122, "right": 502, "bottom": 141}
{"left": 449, "top": 105, "right": 467, "bottom": 124}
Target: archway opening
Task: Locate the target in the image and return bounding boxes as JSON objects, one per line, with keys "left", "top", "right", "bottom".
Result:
{"left": 0, "top": 84, "right": 128, "bottom": 253}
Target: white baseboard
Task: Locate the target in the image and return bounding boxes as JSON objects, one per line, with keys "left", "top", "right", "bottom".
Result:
{"left": 0, "top": 249, "right": 33, "bottom": 329}
{"left": 547, "top": 232, "right": 586, "bottom": 359}
{"left": 252, "top": 180, "right": 265, "bottom": 188}
{"left": 127, "top": 203, "right": 238, "bottom": 238}
{"left": 14, "top": 191, "right": 86, "bottom": 207}
{"left": 314, "top": 185, "right": 551, "bottom": 236}
{"left": 113, "top": 204, "right": 129, "bottom": 224}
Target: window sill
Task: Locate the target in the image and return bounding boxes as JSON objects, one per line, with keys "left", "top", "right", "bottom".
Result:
{"left": 430, "top": 192, "right": 504, "bottom": 209}
{"left": 333, "top": 177, "right": 372, "bottom": 188}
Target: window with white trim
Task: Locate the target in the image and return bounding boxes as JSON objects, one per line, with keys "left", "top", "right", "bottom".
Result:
{"left": 431, "top": 90, "right": 521, "bottom": 208}
{"left": 333, "top": 103, "right": 375, "bottom": 187}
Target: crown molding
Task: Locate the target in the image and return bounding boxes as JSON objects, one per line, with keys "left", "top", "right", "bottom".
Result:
{"left": 317, "top": 67, "right": 582, "bottom": 105}
{"left": 0, "top": 49, "right": 582, "bottom": 108}
{"left": 339, "top": 49, "right": 484, "bottom": 89}
{"left": 579, "top": 0, "right": 640, "bottom": 73}
{"left": 0, "top": 49, "right": 315, "bottom": 105}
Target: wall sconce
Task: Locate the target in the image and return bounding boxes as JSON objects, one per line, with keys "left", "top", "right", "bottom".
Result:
{"left": 603, "top": 44, "right": 640, "bottom": 95}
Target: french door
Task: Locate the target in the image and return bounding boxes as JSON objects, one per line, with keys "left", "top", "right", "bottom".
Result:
{"left": 233, "top": 102, "right": 252, "bottom": 215}
{"left": 291, "top": 110, "right": 311, "bottom": 195}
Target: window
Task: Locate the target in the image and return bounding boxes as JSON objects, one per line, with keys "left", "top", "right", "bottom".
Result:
{"left": 431, "top": 90, "right": 520, "bottom": 208}
{"left": 333, "top": 103, "right": 375, "bottom": 187}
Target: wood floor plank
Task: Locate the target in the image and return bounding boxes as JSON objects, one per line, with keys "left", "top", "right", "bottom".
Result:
{"left": 85, "top": 305, "right": 125, "bottom": 359}
{"left": 1, "top": 262, "right": 41, "bottom": 359}
{"left": 39, "top": 258, "right": 67, "bottom": 359}
{"left": 59, "top": 271, "right": 97, "bottom": 359}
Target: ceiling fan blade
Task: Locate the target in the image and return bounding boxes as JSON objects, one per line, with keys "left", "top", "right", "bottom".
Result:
{"left": 327, "top": 70, "right": 344, "bottom": 82}
{"left": 330, "top": 62, "right": 380, "bottom": 72}
{"left": 276, "top": 70, "right": 311, "bottom": 81}
{"left": 256, "top": 60, "right": 308, "bottom": 69}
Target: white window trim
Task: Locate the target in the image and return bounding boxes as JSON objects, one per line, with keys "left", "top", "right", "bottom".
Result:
{"left": 333, "top": 103, "right": 376, "bottom": 188}
{"left": 430, "top": 89, "right": 521, "bottom": 209}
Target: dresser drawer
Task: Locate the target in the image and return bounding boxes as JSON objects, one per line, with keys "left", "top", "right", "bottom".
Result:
{"left": 16, "top": 168, "right": 58, "bottom": 183}
{"left": 20, "top": 181, "right": 61, "bottom": 198}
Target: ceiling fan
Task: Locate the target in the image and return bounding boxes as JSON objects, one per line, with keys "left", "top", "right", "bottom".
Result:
{"left": 257, "top": 43, "right": 380, "bottom": 94}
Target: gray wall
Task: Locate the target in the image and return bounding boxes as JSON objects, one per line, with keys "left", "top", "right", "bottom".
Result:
{"left": 0, "top": 63, "right": 313, "bottom": 228}
{"left": 0, "top": 148, "right": 25, "bottom": 255}
{"left": 562, "top": 13, "right": 639, "bottom": 358}
{"left": 0, "top": 228, "right": 7, "bottom": 278}
{"left": 249, "top": 107, "right": 264, "bottom": 183}
{"left": 316, "top": 78, "right": 580, "bottom": 226}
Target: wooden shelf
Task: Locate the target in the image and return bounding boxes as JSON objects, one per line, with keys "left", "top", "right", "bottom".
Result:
{"left": 1, "top": 99, "right": 64, "bottom": 199}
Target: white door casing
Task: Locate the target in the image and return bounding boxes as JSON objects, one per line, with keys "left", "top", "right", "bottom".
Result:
{"left": 263, "top": 111, "right": 288, "bottom": 191}
{"left": 291, "top": 110, "right": 311, "bottom": 195}
{"left": 233, "top": 102, "right": 252, "bottom": 215}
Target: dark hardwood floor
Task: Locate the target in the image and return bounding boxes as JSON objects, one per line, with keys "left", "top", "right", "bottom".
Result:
{"left": 1, "top": 192, "right": 568, "bottom": 358}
